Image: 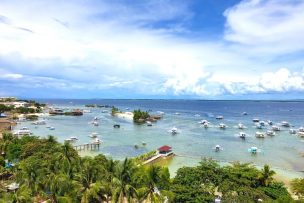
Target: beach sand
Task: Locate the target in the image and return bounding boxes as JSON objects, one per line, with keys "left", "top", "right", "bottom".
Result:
{"left": 114, "top": 112, "right": 134, "bottom": 120}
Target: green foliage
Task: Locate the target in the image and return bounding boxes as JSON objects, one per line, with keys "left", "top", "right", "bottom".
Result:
{"left": 0, "top": 134, "right": 294, "bottom": 202}
{"left": 25, "top": 114, "right": 39, "bottom": 120}
{"left": 0, "top": 104, "right": 12, "bottom": 115}
{"left": 133, "top": 109, "right": 150, "bottom": 123}
{"left": 111, "top": 106, "right": 119, "bottom": 115}
{"left": 291, "top": 178, "right": 304, "bottom": 199}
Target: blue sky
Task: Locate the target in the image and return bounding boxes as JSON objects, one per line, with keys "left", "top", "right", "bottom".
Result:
{"left": 1, "top": 0, "right": 304, "bottom": 99}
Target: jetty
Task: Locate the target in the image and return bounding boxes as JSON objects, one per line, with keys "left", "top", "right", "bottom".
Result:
{"left": 73, "top": 143, "right": 100, "bottom": 151}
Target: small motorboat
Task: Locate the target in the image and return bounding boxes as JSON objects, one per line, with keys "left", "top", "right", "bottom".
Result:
{"left": 134, "top": 144, "right": 139, "bottom": 149}
{"left": 216, "top": 116, "right": 224, "bottom": 120}
{"left": 194, "top": 114, "right": 200, "bottom": 117}
{"left": 102, "top": 110, "right": 108, "bottom": 113}
{"left": 214, "top": 145, "right": 223, "bottom": 152}
{"left": 267, "top": 120, "right": 273, "bottom": 125}
{"left": 255, "top": 132, "right": 265, "bottom": 138}
{"left": 256, "top": 124, "right": 263, "bottom": 129}
{"left": 266, "top": 130, "right": 275, "bottom": 136}
{"left": 32, "top": 120, "right": 46, "bottom": 125}
{"left": 93, "top": 117, "right": 99, "bottom": 120}
{"left": 272, "top": 125, "right": 280, "bottom": 131}
{"left": 170, "top": 127, "right": 178, "bottom": 135}
{"left": 252, "top": 118, "right": 260, "bottom": 122}
{"left": 89, "top": 132, "right": 98, "bottom": 138}
{"left": 83, "top": 109, "right": 91, "bottom": 113}
{"left": 49, "top": 127, "right": 55, "bottom": 130}
{"left": 219, "top": 123, "right": 226, "bottom": 129}
{"left": 146, "top": 121, "right": 152, "bottom": 126}
{"left": 203, "top": 122, "right": 209, "bottom": 128}
{"left": 239, "top": 132, "right": 246, "bottom": 139}
{"left": 93, "top": 138, "right": 101, "bottom": 144}
{"left": 248, "top": 146, "right": 259, "bottom": 154}
{"left": 198, "top": 120, "right": 208, "bottom": 125}
{"left": 113, "top": 124, "right": 120, "bottom": 128}
{"left": 242, "top": 112, "right": 248, "bottom": 115}
{"left": 175, "top": 112, "right": 180, "bottom": 115}
{"left": 70, "top": 136, "right": 78, "bottom": 140}
{"left": 281, "top": 121, "right": 290, "bottom": 127}
{"left": 298, "top": 127, "right": 304, "bottom": 132}
{"left": 298, "top": 132, "right": 304, "bottom": 138}
{"left": 142, "top": 141, "right": 147, "bottom": 146}
{"left": 238, "top": 123, "right": 245, "bottom": 129}
{"left": 259, "top": 121, "right": 266, "bottom": 126}
{"left": 92, "top": 121, "right": 99, "bottom": 126}
{"left": 289, "top": 129, "right": 297, "bottom": 134}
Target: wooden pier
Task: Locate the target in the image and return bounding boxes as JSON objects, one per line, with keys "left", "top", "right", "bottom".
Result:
{"left": 74, "top": 143, "right": 100, "bottom": 151}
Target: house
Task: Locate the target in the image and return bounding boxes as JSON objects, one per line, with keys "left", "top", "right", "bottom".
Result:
{"left": 157, "top": 145, "right": 173, "bottom": 157}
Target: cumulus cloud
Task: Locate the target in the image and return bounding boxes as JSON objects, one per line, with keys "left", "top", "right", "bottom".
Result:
{"left": 0, "top": 0, "right": 304, "bottom": 98}
{"left": 224, "top": 0, "right": 304, "bottom": 53}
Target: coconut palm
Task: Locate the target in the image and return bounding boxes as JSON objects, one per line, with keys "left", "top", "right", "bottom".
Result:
{"left": 258, "top": 164, "right": 276, "bottom": 186}
{"left": 44, "top": 172, "right": 72, "bottom": 203}
{"left": 55, "top": 142, "right": 79, "bottom": 178}
{"left": 112, "top": 158, "right": 137, "bottom": 203}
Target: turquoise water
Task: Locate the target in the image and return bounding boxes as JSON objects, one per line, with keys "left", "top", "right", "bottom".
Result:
{"left": 15, "top": 100, "right": 304, "bottom": 177}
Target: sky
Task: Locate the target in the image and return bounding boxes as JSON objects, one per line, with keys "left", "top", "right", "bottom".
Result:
{"left": 1, "top": 0, "right": 304, "bottom": 99}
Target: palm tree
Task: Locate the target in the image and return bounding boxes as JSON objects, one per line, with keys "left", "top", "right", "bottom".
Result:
{"left": 55, "top": 142, "right": 79, "bottom": 178}
{"left": 44, "top": 172, "right": 73, "bottom": 203}
{"left": 112, "top": 158, "right": 137, "bottom": 203}
{"left": 258, "top": 164, "right": 276, "bottom": 186}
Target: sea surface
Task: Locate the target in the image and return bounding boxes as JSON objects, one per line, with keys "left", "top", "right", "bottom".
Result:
{"left": 15, "top": 99, "right": 304, "bottom": 177}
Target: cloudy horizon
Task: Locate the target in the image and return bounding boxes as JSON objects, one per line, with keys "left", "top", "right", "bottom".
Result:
{"left": 1, "top": 0, "right": 304, "bottom": 99}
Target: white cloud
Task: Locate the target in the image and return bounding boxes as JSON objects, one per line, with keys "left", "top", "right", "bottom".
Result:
{"left": 224, "top": 0, "right": 304, "bottom": 53}
{"left": 0, "top": 0, "right": 304, "bottom": 98}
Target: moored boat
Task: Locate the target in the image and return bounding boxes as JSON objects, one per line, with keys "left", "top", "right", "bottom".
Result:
{"left": 219, "top": 123, "right": 226, "bottom": 129}
{"left": 239, "top": 132, "right": 246, "bottom": 139}
{"left": 255, "top": 132, "right": 265, "bottom": 138}
{"left": 272, "top": 125, "right": 280, "bottom": 131}
{"left": 266, "top": 130, "right": 275, "bottom": 136}
{"left": 281, "top": 121, "right": 290, "bottom": 127}
{"left": 289, "top": 129, "right": 297, "bottom": 134}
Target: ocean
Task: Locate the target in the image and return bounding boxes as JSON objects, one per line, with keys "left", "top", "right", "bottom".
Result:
{"left": 15, "top": 99, "right": 304, "bottom": 177}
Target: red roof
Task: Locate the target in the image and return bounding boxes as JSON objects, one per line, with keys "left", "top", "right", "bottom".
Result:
{"left": 158, "top": 145, "right": 172, "bottom": 151}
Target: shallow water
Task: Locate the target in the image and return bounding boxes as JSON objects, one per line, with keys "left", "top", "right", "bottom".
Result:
{"left": 16, "top": 99, "right": 304, "bottom": 177}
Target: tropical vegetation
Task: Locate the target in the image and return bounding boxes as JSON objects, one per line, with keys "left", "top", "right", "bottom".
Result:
{"left": 0, "top": 132, "right": 302, "bottom": 202}
{"left": 133, "top": 110, "right": 150, "bottom": 123}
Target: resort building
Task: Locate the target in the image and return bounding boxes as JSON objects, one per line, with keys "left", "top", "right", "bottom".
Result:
{"left": 157, "top": 145, "right": 173, "bottom": 157}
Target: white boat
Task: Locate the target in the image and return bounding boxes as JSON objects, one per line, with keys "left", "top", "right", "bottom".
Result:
{"left": 272, "top": 125, "right": 280, "bottom": 131}
{"left": 175, "top": 112, "right": 180, "bottom": 115}
{"left": 83, "top": 109, "right": 91, "bottom": 113}
{"left": 198, "top": 120, "right": 208, "bottom": 125}
{"left": 93, "top": 116, "right": 99, "bottom": 121}
{"left": 255, "top": 132, "right": 265, "bottom": 138}
{"left": 170, "top": 127, "right": 178, "bottom": 134}
{"left": 219, "top": 123, "right": 226, "bottom": 129}
{"left": 289, "top": 129, "right": 297, "bottom": 134}
{"left": 70, "top": 136, "right": 78, "bottom": 140}
{"left": 92, "top": 121, "right": 99, "bottom": 126}
{"left": 13, "top": 127, "right": 32, "bottom": 136}
{"left": 89, "top": 132, "right": 98, "bottom": 138}
{"left": 32, "top": 120, "right": 46, "bottom": 125}
{"left": 242, "top": 112, "right": 248, "bottom": 115}
{"left": 252, "top": 118, "right": 259, "bottom": 122}
{"left": 298, "top": 127, "right": 304, "bottom": 132}
{"left": 214, "top": 145, "right": 222, "bottom": 152}
{"left": 281, "top": 121, "right": 290, "bottom": 127}
{"left": 203, "top": 122, "right": 209, "bottom": 128}
{"left": 156, "top": 111, "right": 165, "bottom": 115}
{"left": 49, "top": 127, "right": 55, "bottom": 130}
{"left": 298, "top": 132, "right": 304, "bottom": 138}
{"left": 146, "top": 121, "right": 153, "bottom": 126}
{"left": 256, "top": 124, "right": 263, "bottom": 129}
{"left": 194, "top": 114, "right": 200, "bottom": 117}
{"left": 93, "top": 138, "right": 101, "bottom": 144}
{"left": 267, "top": 120, "right": 273, "bottom": 125}
{"left": 102, "top": 110, "right": 108, "bottom": 113}
{"left": 216, "top": 116, "right": 224, "bottom": 120}
{"left": 266, "top": 130, "right": 275, "bottom": 136}
{"left": 238, "top": 123, "right": 245, "bottom": 129}
{"left": 65, "top": 138, "right": 73, "bottom": 142}
{"left": 239, "top": 132, "right": 246, "bottom": 139}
